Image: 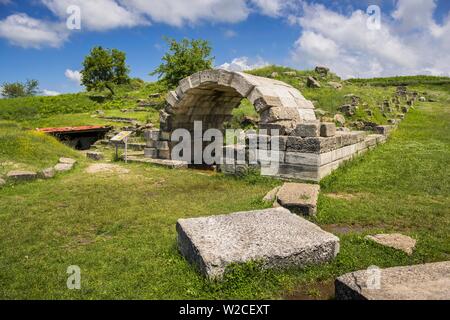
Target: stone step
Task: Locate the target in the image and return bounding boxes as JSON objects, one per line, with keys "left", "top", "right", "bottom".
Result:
{"left": 335, "top": 261, "right": 450, "bottom": 300}
{"left": 177, "top": 207, "right": 339, "bottom": 279}
{"left": 125, "top": 156, "right": 188, "bottom": 169}
{"left": 276, "top": 182, "right": 320, "bottom": 216}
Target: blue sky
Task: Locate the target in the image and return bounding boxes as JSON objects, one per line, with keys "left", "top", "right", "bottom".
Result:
{"left": 0, "top": 0, "right": 449, "bottom": 95}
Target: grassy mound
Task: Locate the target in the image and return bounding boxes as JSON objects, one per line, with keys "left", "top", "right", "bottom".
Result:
{"left": 0, "top": 121, "right": 78, "bottom": 175}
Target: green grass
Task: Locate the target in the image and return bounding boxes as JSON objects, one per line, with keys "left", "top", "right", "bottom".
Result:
{"left": 18, "top": 109, "right": 160, "bottom": 129}
{"left": 346, "top": 75, "right": 450, "bottom": 87}
{"left": 0, "top": 85, "right": 448, "bottom": 299}
{"left": 0, "top": 121, "right": 79, "bottom": 175}
{"left": 0, "top": 80, "right": 165, "bottom": 127}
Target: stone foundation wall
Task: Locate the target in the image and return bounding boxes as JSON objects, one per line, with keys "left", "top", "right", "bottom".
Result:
{"left": 216, "top": 122, "right": 390, "bottom": 182}
{"left": 143, "top": 122, "right": 392, "bottom": 182}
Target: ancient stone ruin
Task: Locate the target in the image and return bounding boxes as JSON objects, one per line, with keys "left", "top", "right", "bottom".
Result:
{"left": 144, "top": 69, "right": 389, "bottom": 181}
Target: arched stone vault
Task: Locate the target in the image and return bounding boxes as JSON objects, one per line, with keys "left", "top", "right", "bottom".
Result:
{"left": 144, "top": 69, "right": 390, "bottom": 181}
{"left": 160, "top": 69, "right": 316, "bottom": 135}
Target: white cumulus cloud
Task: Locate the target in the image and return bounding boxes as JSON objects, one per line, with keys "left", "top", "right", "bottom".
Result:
{"left": 0, "top": 13, "right": 68, "bottom": 48}
{"left": 65, "top": 69, "right": 82, "bottom": 84}
{"left": 217, "top": 56, "right": 269, "bottom": 72}
{"left": 42, "top": 89, "right": 61, "bottom": 96}
{"left": 290, "top": 2, "right": 450, "bottom": 78}
{"left": 42, "top": 0, "right": 149, "bottom": 31}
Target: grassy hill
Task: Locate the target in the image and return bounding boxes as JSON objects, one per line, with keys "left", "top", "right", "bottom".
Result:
{"left": 0, "top": 121, "right": 79, "bottom": 175}
{"left": 1, "top": 66, "right": 449, "bottom": 130}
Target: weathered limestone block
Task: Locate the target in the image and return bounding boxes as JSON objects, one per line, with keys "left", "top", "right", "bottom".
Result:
{"left": 291, "top": 121, "right": 320, "bottom": 137}
{"left": 263, "top": 186, "right": 281, "bottom": 203}
{"left": 256, "top": 150, "right": 285, "bottom": 165}
{"left": 364, "top": 135, "right": 378, "bottom": 148}
{"left": 146, "top": 140, "right": 156, "bottom": 148}
{"left": 285, "top": 152, "right": 320, "bottom": 166}
{"left": 200, "top": 69, "right": 220, "bottom": 84}
{"left": 59, "top": 157, "right": 76, "bottom": 165}
{"left": 158, "top": 149, "right": 171, "bottom": 160}
{"left": 166, "top": 91, "right": 179, "bottom": 107}
{"left": 276, "top": 182, "right": 320, "bottom": 216}
{"left": 176, "top": 207, "right": 340, "bottom": 279}
{"left": 260, "top": 107, "right": 302, "bottom": 124}
{"left": 144, "top": 129, "right": 160, "bottom": 141}
{"left": 374, "top": 125, "right": 393, "bottom": 136}
{"left": 315, "top": 66, "right": 330, "bottom": 76}
{"left": 230, "top": 73, "right": 255, "bottom": 97}
{"left": 287, "top": 136, "right": 338, "bottom": 154}
{"left": 261, "top": 163, "right": 320, "bottom": 181}
{"left": 320, "top": 122, "right": 336, "bottom": 137}
{"left": 365, "top": 233, "right": 416, "bottom": 255}
{"left": 40, "top": 167, "right": 55, "bottom": 179}
{"left": 159, "top": 131, "right": 171, "bottom": 141}
{"left": 334, "top": 114, "right": 346, "bottom": 126}
{"left": 86, "top": 151, "right": 104, "bottom": 161}
{"left": 6, "top": 170, "right": 38, "bottom": 181}
{"left": 156, "top": 141, "right": 170, "bottom": 151}
{"left": 144, "top": 148, "right": 158, "bottom": 158}
{"left": 306, "top": 76, "right": 321, "bottom": 88}
{"left": 54, "top": 163, "right": 74, "bottom": 172}
{"left": 335, "top": 261, "right": 450, "bottom": 300}
{"left": 270, "top": 135, "right": 288, "bottom": 151}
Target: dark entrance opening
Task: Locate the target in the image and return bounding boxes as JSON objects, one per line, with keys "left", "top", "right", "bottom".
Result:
{"left": 37, "top": 126, "right": 112, "bottom": 150}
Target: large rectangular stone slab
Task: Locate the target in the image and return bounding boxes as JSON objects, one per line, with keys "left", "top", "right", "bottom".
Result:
{"left": 335, "top": 261, "right": 450, "bottom": 300}
{"left": 177, "top": 207, "right": 340, "bottom": 279}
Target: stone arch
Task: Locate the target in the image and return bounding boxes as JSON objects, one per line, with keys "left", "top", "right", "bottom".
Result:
{"left": 159, "top": 69, "right": 316, "bottom": 137}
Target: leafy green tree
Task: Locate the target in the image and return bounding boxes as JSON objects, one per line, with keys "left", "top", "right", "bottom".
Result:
{"left": 1, "top": 79, "right": 40, "bottom": 99}
{"left": 81, "top": 46, "right": 130, "bottom": 96}
{"left": 151, "top": 37, "right": 214, "bottom": 88}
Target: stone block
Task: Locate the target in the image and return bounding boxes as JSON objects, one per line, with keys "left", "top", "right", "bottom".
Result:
{"left": 158, "top": 149, "right": 171, "bottom": 160}
{"left": 144, "top": 129, "right": 160, "bottom": 141}
{"left": 86, "top": 151, "right": 104, "bottom": 161}
{"left": 40, "top": 167, "right": 55, "bottom": 179}
{"left": 156, "top": 141, "right": 170, "bottom": 151}
{"left": 291, "top": 121, "right": 320, "bottom": 137}
{"left": 146, "top": 140, "right": 156, "bottom": 148}
{"left": 320, "top": 122, "right": 336, "bottom": 137}
{"left": 276, "top": 182, "right": 320, "bottom": 216}
{"left": 365, "top": 233, "right": 416, "bottom": 255}
{"left": 263, "top": 186, "right": 281, "bottom": 203}
{"left": 287, "top": 136, "right": 337, "bottom": 154}
{"left": 54, "top": 163, "right": 74, "bottom": 172}
{"left": 176, "top": 207, "right": 340, "bottom": 279}
{"left": 200, "top": 69, "right": 220, "bottom": 84}
{"left": 374, "top": 125, "right": 393, "bottom": 136}
{"left": 6, "top": 170, "right": 38, "bottom": 181}
{"left": 166, "top": 91, "right": 179, "bottom": 107}
{"left": 285, "top": 152, "right": 320, "bottom": 166}
{"left": 270, "top": 135, "right": 288, "bottom": 151}
{"left": 144, "top": 148, "right": 158, "bottom": 158}
{"left": 59, "top": 157, "right": 76, "bottom": 165}
{"left": 335, "top": 261, "right": 450, "bottom": 300}
{"left": 160, "top": 131, "right": 171, "bottom": 141}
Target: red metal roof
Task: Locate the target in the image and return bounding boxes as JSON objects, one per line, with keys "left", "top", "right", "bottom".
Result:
{"left": 37, "top": 125, "right": 110, "bottom": 134}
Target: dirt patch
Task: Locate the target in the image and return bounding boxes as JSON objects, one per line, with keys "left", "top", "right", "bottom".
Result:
{"left": 322, "top": 223, "right": 369, "bottom": 235}
{"left": 283, "top": 281, "right": 335, "bottom": 300}
{"left": 85, "top": 163, "right": 130, "bottom": 175}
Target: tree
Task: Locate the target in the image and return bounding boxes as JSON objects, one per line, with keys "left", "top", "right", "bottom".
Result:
{"left": 1, "top": 79, "right": 40, "bottom": 98}
{"left": 151, "top": 37, "right": 214, "bottom": 89}
{"left": 81, "top": 46, "right": 130, "bottom": 96}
